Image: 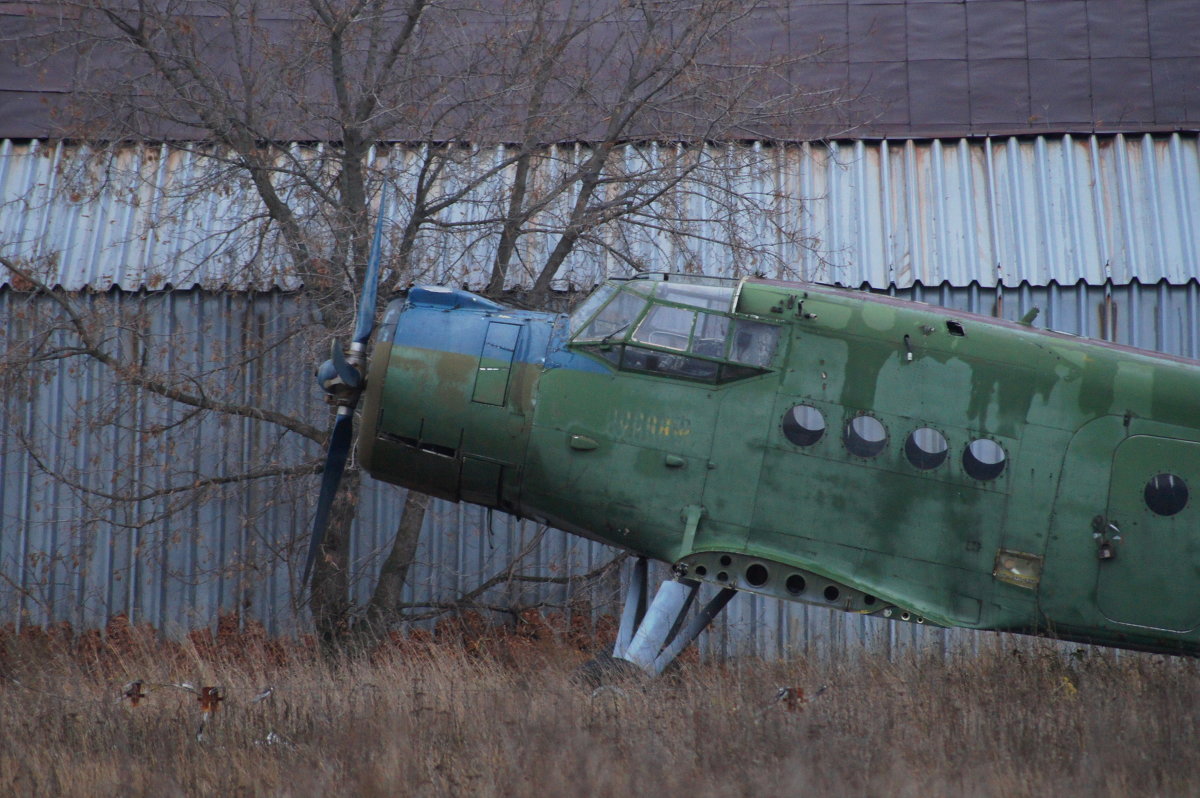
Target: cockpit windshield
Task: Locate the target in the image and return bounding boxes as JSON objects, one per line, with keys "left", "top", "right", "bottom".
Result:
{"left": 574, "top": 289, "right": 646, "bottom": 341}
{"left": 568, "top": 274, "right": 780, "bottom": 383}
{"left": 569, "top": 275, "right": 736, "bottom": 335}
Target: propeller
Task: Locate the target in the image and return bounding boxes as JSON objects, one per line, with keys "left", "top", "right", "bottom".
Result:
{"left": 302, "top": 188, "right": 389, "bottom": 589}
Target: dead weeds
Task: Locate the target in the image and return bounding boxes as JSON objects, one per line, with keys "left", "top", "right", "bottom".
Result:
{"left": 1, "top": 615, "right": 1198, "bottom": 797}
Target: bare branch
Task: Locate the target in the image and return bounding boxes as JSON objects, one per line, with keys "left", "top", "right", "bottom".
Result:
{"left": 20, "top": 436, "right": 321, "bottom": 505}
{"left": 396, "top": 551, "right": 630, "bottom": 623}
{"left": 1, "top": 255, "right": 324, "bottom": 443}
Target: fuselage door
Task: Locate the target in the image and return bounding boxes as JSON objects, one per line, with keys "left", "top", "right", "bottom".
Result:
{"left": 697, "top": 379, "right": 775, "bottom": 555}
{"left": 1097, "top": 435, "right": 1200, "bottom": 632}
{"left": 472, "top": 321, "right": 522, "bottom": 406}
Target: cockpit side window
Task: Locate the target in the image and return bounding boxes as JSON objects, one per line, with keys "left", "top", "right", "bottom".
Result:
{"left": 633, "top": 307, "right": 732, "bottom": 357}
{"left": 633, "top": 305, "right": 696, "bottom": 350}
{"left": 731, "top": 319, "right": 780, "bottom": 367}
{"left": 693, "top": 312, "right": 731, "bottom": 358}
{"left": 622, "top": 346, "right": 720, "bottom": 381}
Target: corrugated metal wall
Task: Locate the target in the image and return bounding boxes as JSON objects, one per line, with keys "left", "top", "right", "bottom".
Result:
{"left": 5, "top": 282, "right": 1199, "bottom": 657}
{"left": 0, "top": 288, "right": 628, "bottom": 638}
{"left": 3, "top": 132, "right": 1199, "bottom": 656}
{"left": 3, "top": 134, "right": 1198, "bottom": 291}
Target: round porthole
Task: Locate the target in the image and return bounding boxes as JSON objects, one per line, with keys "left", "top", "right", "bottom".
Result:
{"left": 905, "top": 427, "right": 948, "bottom": 470}
{"left": 963, "top": 438, "right": 1006, "bottom": 481}
{"left": 782, "top": 404, "right": 826, "bottom": 447}
{"left": 843, "top": 414, "right": 887, "bottom": 458}
{"left": 1145, "top": 474, "right": 1188, "bottom": 516}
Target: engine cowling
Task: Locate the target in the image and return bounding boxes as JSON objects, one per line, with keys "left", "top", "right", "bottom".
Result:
{"left": 358, "top": 286, "right": 561, "bottom": 509}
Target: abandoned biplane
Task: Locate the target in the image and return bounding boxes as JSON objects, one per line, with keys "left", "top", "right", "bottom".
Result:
{"left": 306, "top": 209, "right": 1200, "bottom": 673}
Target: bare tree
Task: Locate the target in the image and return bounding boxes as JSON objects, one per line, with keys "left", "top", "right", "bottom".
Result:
{"left": 2, "top": 0, "right": 849, "bottom": 641}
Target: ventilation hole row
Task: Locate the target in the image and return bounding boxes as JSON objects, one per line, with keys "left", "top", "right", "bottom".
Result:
{"left": 745, "top": 563, "right": 853, "bottom": 605}
{"left": 693, "top": 559, "right": 873, "bottom": 609}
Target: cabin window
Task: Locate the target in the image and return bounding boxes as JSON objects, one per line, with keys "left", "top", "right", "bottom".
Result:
{"left": 782, "top": 404, "right": 825, "bottom": 447}
{"left": 1145, "top": 474, "right": 1188, "bottom": 516}
{"left": 843, "top": 414, "right": 888, "bottom": 458}
{"left": 963, "top": 438, "right": 1006, "bottom": 480}
{"left": 905, "top": 427, "right": 949, "bottom": 470}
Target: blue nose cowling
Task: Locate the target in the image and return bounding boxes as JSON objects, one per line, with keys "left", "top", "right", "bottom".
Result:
{"left": 356, "top": 289, "right": 562, "bottom": 509}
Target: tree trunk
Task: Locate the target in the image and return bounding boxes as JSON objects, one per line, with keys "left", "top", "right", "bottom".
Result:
{"left": 360, "top": 490, "right": 429, "bottom": 638}
{"left": 310, "top": 468, "right": 359, "bottom": 649}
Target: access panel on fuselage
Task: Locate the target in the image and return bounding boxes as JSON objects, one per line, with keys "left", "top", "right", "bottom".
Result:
{"left": 471, "top": 321, "right": 522, "bottom": 406}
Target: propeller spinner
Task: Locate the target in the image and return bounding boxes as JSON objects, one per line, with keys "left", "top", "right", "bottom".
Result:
{"left": 302, "top": 190, "right": 389, "bottom": 588}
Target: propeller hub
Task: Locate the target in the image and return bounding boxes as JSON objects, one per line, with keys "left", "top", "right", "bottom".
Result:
{"left": 315, "top": 339, "right": 365, "bottom": 405}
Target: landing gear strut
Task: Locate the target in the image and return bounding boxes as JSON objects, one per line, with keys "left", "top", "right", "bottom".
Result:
{"left": 610, "top": 557, "right": 737, "bottom": 676}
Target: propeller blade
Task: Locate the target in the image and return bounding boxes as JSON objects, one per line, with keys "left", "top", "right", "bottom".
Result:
{"left": 301, "top": 409, "right": 354, "bottom": 588}
{"left": 303, "top": 186, "right": 388, "bottom": 591}
{"left": 352, "top": 186, "right": 389, "bottom": 346}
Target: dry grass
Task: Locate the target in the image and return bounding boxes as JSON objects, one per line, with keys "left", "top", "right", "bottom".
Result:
{"left": 2, "top": 616, "right": 1199, "bottom": 797}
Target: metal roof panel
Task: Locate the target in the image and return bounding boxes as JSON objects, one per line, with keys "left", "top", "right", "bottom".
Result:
{"left": 2, "top": 0, "right": 1198, "bottom": 141}
{"left": 2, "top": 134, "right": 1198, "bottom": 291}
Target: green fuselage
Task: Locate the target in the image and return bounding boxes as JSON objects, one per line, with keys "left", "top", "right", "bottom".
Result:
{"left": 359, "top": 275, "right": 1200, "bottom": 655}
